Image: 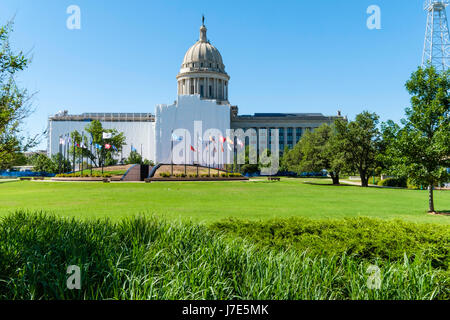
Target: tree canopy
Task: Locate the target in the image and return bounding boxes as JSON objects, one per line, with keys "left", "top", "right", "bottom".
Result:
{"left": 0, "top": 22, "right": 36, "bottom": 169}
{"left": 383, "top": 65, "right": 450, "bottom": 212}
{"left": 335, "top": 111, "right": 381, "bottom": 187}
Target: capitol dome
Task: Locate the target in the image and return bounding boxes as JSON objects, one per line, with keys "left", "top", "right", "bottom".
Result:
{"left": 181, "top": 25, "right": 225, "bottom": 73}
{"left": 177, "top": 19, "right": 230, "bottom": 102}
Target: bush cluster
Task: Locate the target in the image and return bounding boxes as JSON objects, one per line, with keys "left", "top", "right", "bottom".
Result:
{"left": 221, "top": 173, "right": 243, "bottom": 178}
{"left": 159, "top": 172, "right": 171, "bottom": 178}
{"left": 0, "top": 212, "right": 446, "bottom": 300}
{"left": 55, "top": 172, "right": 112, "bottom": 178}
{"left": 377, "top": 177, "right": 407, "bottom": 188}
{"left": 158, "top": 172, "right": 242, "bottom": 178}
{"left": 210, "top": 217, "right": 450, "bottom": 271}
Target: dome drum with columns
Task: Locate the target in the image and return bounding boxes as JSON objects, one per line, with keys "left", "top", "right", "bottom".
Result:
{"left": 176, "top": 21, "right": 230, "bottom": 102}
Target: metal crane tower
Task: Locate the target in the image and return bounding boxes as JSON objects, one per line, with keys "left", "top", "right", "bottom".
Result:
{"left": 422, "top": 0, "right": 450, "bottom": 71}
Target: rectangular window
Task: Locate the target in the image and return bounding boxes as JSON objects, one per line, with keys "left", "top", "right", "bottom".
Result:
{"left": 296, "top": 128, "right": 302, "bottom": 142}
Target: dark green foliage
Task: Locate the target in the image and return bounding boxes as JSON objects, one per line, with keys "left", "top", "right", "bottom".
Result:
{"left": 210, "top": 217, "right": 450, "bottom": 271}
{"left": 55, "top": 172, "right": 112, "bottom": 178}
{"left": 84, "top": 120, "right": 126, "bottom": 167}
{"left": 29, "top": 153, "right": 71, "bottom": 174}
{"left": 124, "top": 151, "right": 142, "bottom": 165}
{"left": 159, "top": 172, "right": 171, "bottom": 177}
{"left": 282, "top": 124, "right": 344, "bottom": 184}
{"left": 382, "top": 65, "right": 450, "bottom": 212}
{"left": 377, "top": 177, "right": 407, "bottom": 188}
{"left": 335, "top": 112, "right": 381, "bottom": 187}
{"left": 0, "top": 212, "right": 446, "bottom": 300}
{"left": 0, "top": 22, "right": 37, "bottom": 169}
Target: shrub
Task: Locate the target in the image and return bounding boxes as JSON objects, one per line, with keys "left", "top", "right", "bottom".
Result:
{"left": 0, "top": 212, "right": 446, "bottom": 300}
{"left": 407, "top": 178, "right": 420, "bottom": 190}
{"left": 55, "top": 172, "right": 112, "bottom": 178}
{"left": 159, "top": 172, "right": 171, "bottom": 178}
{"left": 377, "top": 177, "right": 407, "bottom": 188}
{"left": 210, "top": 217, "right": 450, "bottom": 271}
{"left": 228, "top": 173, "right": 243, "bottom": 177}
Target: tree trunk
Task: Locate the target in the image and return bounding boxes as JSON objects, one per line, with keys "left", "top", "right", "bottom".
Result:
{"left": 428, "top": 185, "right": 435, "bottom": 213}
{"left": 360, "top": 173, "right": 369, "bottom": 187}
{"left": 331, "top": 173, "right": 340, "bottom": 185}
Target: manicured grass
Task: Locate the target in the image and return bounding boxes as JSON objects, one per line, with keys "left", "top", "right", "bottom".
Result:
{"left": 0, "top": 178, "right": 449, "bottom": 224}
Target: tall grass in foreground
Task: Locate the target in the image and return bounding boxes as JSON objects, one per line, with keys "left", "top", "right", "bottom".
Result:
{"left": 0, "top": 211, "right": 447, "bottom": 300}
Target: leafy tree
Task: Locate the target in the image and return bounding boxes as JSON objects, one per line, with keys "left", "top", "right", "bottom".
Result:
{"left": 385, "top": 66, "right": 449, "bottom": 213}
{"left": 280, "top": 141, "right": 303, "bottom": 173}
{"left": 104, "top": 152, "right": 118, "bottom": 166}
{"left": 124, "top": 151, "right": 154, "bottom": 166}
{"left": 279, "top": 146, "right": 291, "bottom": 172}
{"left": 0, "top": 22, "right": 37, "bottom": 169}
{"left": 51, "top": 153, "right": 72, "bottom": 173}
{"left": 298, "top": 124, "right": 344, "bottom": 185}
{"left": 124, "top": 151, "right": 142, "bottom": 165}
{"left": 84, "top": 120, "right": 126, "bottom": 167}
{"left": 143, "top": 159, "right": 155, "bottom": 166}
{"left": 29, "top": 154, "right": 52, "bottom": 172}
{"left": 10, "top": 152, "right": 27, "bottom": 167}
{"left": 68, "top": 130, "right": 93, "bottom": 167}
{"left": 378, "top": 120, "right": 401, "bottom": 174}
{"left": 335, "top": 111, "right": 381, "bottom": 187}
{"left": 29, "top": 153, "right": 70, "bottom": 173}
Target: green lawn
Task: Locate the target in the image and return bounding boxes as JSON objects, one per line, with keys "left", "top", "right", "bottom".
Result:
{"left": 0, "top": 178, "right": 449, "bottom": 224}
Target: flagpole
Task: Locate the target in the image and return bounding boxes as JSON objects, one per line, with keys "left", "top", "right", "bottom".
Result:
{"left": 196, "top": 133, "right": 199, "bottom": 177}
{"left": 217, "top": 138, "right": 220, "bottom": 176}
{"left": 62, "top": 136, "right": 65, "bottom": 173}
{"left": 81, "top": 133, "right": 84, "bottom": 175}
{"left": 64, "top": 135, "right": 68, "bottom": 173}
{"left": 64, "top": 135, "right": 70, "bottom": 173}
{"left": 58, "top": 136, "right": 62, "bottom": 174}
{"left": 184, "top": 130, "right": 187, "bottom": 176}
{"left": 208, "top": 140, "right": 211, "bottom": 177}
{"left": 72, "top": 136, "right": 75, "bottom": 174}
{"left": 79, "top": 136, "right": 82, "bottom": 175}
{"left": 90, "top": 138, "right": 93, "bottom": 176}
{"left": 233, "top": 141, "right": 237, "bottom": 172}
{"left": 171, "top": 130, "right": 174, "bottom": 177}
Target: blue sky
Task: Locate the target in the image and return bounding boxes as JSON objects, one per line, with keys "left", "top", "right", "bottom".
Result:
{"left": 0, "top": 0, "right": 429, "bottom": 150}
